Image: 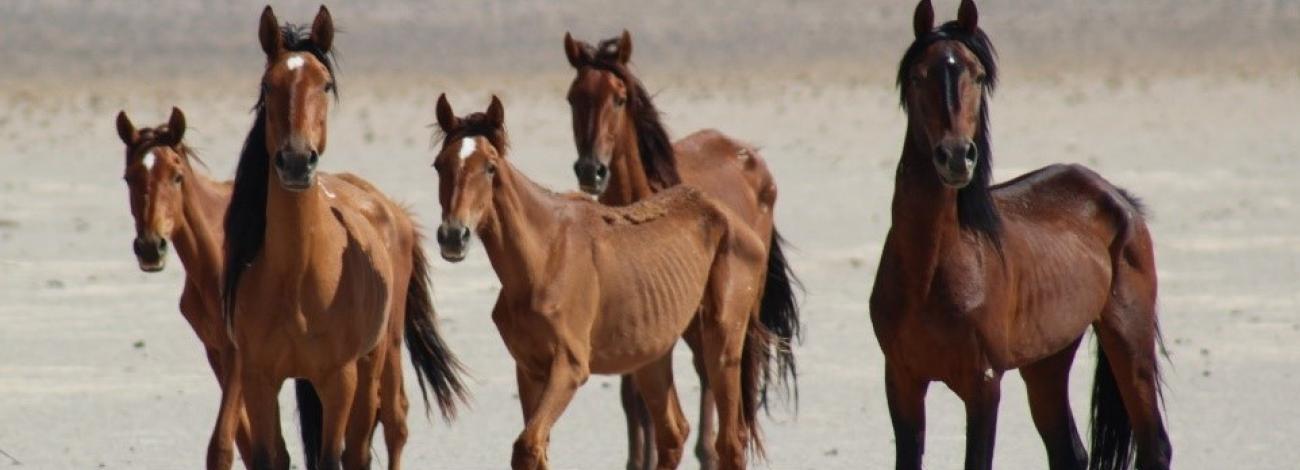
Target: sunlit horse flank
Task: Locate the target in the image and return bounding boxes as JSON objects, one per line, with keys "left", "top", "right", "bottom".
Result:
{"left": 216, "top": 6, "right": 467, "bottom": 470}
{"left": 869, "top": 1, "right": 1172, "bottom": 470}
{"left": 116, "top": 108, "right": 266, "bottom": 461}
{"left": 563, "top": 31, "right": 802, "bottom": 470}
{"left": 432, "top": 95, "right": 771, "bottom": 470}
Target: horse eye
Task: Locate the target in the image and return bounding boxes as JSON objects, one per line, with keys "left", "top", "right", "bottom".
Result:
{"left": 974, "top": 74, "right": 988, "bottom": 84}
{"left": 613, "top": 95, "right": 626, "bottom": 106}
{"left": 485, "top": 163, "right": 497, "bottom": 176}
{"left": 173, "top": 173, "right": 183, "bottom": 185}
{"left": 324, "top": 82, "right": 335, "bottom": 93}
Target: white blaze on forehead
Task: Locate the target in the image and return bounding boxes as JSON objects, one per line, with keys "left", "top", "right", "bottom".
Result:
{"left": 142, "top": 151, "right": 157, "bottom": 170}
{"left": 458, "top": 137, "right": 478, "bottom": 159}
{"left": 286, "top": 54, "right": 306, "bottom": 70}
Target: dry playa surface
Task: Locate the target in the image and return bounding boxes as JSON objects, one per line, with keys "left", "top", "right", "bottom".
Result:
{"left": 2, "top": 1, "right": 1300, "bottom": 469}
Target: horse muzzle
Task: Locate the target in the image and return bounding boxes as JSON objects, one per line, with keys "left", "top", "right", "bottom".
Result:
{"left": 573, "top": 158, "right": 609, "bottom": 195}
{"left": 436, "top": 221, "right": 472, "bottom": 262}
{"left": 133, "top": 235, "right": 168, "bottom": 272}
{"left": 933, "top": 140, "right": 978, "bottom": 188}
{"left": 274, "top": 150, "right": 319, "bottom": 192}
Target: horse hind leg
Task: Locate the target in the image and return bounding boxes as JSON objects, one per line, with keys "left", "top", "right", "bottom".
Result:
{"left": 1092, "top": 296, "right": 1172, "bottom": 470}
{"left": 1020, "top": 338, "right": 1088, "bottom": 470}
{"left": 620, "top": 375, "right": 656, "bottom": 470}
{"left": 379, "top": 343, "right": 410, "bottom": 470}
{"left": 630, "top": 353, "right": 691, "bottom": 469}
{"left": 342, "top": 351, "right": 385, "bottom": 470}
{"left": 684, "top": 320, "right": 720, "bottom": 470}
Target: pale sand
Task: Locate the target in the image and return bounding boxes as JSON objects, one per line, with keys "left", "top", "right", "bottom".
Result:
{"left": 1, "top": 1, "right": 1299, "bottom": 469}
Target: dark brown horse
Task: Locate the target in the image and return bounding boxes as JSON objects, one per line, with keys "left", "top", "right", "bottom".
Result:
{"left": 216, "top": 6, "right": 466, "bottom": 470}
{"left": 432, "top": 95, "right": 769, "bottom": 470}
{"left": 869, "top": 1, "right": 1172, "bottom": 470}
{"left": 563, "top": 31, "right": 801, "bottom": 470}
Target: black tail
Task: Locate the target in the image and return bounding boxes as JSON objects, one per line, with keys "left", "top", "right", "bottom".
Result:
{"left": 1089, "top": 345, "right": 1135, "bottom": 470}
{"left": 757, "top": 228, "right": 802, "bottom": 408}
{"left": 405, "top": 243, "right": 470, "bottom": 421}
{"left": 295, "top": 379, "right": 322, "bottom": 470}
{"left": 740, "top": 316, "right": 774, "bottom": 460}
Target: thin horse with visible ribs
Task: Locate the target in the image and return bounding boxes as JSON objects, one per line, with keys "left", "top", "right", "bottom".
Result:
{"left": 432, "top": 95, "right": 769, "bottom": 470}
{"left": 563, "top": 31, "right": 801, "bottom": 470}
{"left": 869, "top": 1, "right": 1172, "bottom": 470}
{"left": 215, "top": 6, "right": 467, "bottom": 470}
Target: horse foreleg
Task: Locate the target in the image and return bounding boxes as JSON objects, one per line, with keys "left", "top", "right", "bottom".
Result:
{"left": 699, "top": 321, "right": 745, "bottom": 470}
{"left": 960, "top": 370, "right": 1002, "bottom": 470}
{"left": 1021, "top": 338, "right": 1087, "bottom": 470}
{"left": 884, "top": 363, "right": 929, "bottom": 470}
{"left": 620, "top": 375, "right": 655, "bottom": 470}
{"left": 513, "top": 353, "right": 587, "bottom": 470}
{"left": 241, "top": 371, "right": 288, "bottom": 470}
{"left": 206, "top": 347, "right": 244, "bottom": 470}
{"left": 630, "top": 354, "right": 690, "bottom": 470}
{"left": 310, "top": 363, "right": 359, "bottom": 470}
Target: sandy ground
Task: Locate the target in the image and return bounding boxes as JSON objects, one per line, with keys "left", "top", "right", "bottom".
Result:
{"left": 2, "top": 1, "right": 1300, "bottom": 469}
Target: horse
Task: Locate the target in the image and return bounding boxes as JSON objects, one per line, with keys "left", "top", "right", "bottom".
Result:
{"left": 115, "top": 108, "right": 266, "bottom": 462}
{"left": 216, "top": 6, "right": 467, "bottom": 470}
{"left": 432, "top": 95, "right": 769, "bottom": 470}
{"left": 869, "top": 1, "right": 1172, "bottom": 469}
{"left": 562, "top": 31, "right": 802, "bottom": 470}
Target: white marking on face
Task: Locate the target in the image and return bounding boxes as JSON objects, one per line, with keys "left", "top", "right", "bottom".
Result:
{"left": 946, "top": 54, "right": 957, "bottom": 66}
{"left": 458, "top": 137, "right": 478, "bottom": 159}
{"left": 142, "top": 151, "right": 157, "bottom": 170}
{"left": 286, "top": 55, "right": 306, "bottom": 70}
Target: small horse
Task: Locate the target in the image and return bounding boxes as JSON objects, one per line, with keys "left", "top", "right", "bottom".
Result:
{"left": 116, "top": 108, "right": 264, "bottom": 462}
{"left": 562, "top": 31, "right": 801, "bottom": 470}
{"left": 869, "top": 1, "right": 1172, "bottom": 469}
{"left": 217, "top": 6, "right": 467, "bottom": 470}
{"left": 432, "top": 95, "right": 769, "bottom": 470}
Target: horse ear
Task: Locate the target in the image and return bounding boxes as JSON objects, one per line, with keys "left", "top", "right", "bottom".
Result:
{"left": 435, "top": 94, "right": 459, "bottom": 133}
{"left": 564, "top": 32, "right": 585, "bottom": 68}
{"left": 163, "top": 107, "right": 187, "bottom": 145}
{"left": 258, "top": 5, "right": 282, "bottom": 58}
{"left": 957, "top": 0, "right": 979, "bottom": 34}
{"left": 913, "top": 0, "right": 935, "bottom": 38}
{"left": 311, "top": 5, "right": 335, "bottom": 52}
{"left": 116, "top": 111, "right": 137, "bottom": 145}
{"left": 487, "top": 95, "right": 505, "bottom": 129}
{"left": 617, "top": 30, "right": 633, "bottom": 64}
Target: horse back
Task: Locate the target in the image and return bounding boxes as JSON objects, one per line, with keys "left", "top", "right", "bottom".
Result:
{"left": 673, "top": 129, "right": 776, "bottom": 234}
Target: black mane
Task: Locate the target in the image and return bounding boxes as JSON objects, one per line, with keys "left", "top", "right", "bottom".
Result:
{"left": 582, "top": 37, "right": 681, "bottom": 190}
{"left": 127, "top": 125, "right": 206, "bottom": 170}
{"left": 222, "top": 23, "right": 339, "bottom": 321}
{"left": 434, "top": 112, "right": 509, "bottom": 155}
{"left": 897, "top": 21, "right": 1002, "bottom": 243}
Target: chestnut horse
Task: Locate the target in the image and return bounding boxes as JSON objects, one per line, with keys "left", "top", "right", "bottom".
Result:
{"left": 869, "top": 1, "right": 1172, "bottom": 470}
{"left": 115, "top": 108, "right": 262, "bottom": 462}
{"left": 216, "top": 6, "right": 467, "bottom": 470}
{"left": 116, "top": 108, "right": 422, "bottom": 470}
{"left": 563, "top": 31, "right": 801, "bottom": 470}
{"left": 432, "top": 95, "right": 769, "bottom": 470}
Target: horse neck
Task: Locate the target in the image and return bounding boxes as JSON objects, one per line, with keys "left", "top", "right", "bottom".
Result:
{"left": 479, "top": 161, "right": 567, "bottom": 287}
{"left": 599, "top": 117, "right": 656, "bottom": 206}
{"left": 263, "top": 171, "right": 332, "bottom": 266}
{"left": 172, "top": 160, "right": 227, "bottom": 290}
{"left": 889, "top": 124, "right": 965, "bottom": 283}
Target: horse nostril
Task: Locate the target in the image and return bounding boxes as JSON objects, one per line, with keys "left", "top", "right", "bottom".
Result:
{"left": 308, "top": 151, "right": 319, "bottom": 166}
{"left": 457, "top": 226, "right": 471, "bottom": 243}
{"left": 275, "top": 152, "right": 288, "bottom": 170}
{"left": 594, "top": 164, "right": 609, "bottom": 181}
{"left": 964, "top": 144, "right": 978, "bottom": 163}
{"left": 933, "top": 147, "right": 949, "bottom": 165}
{"left": 158, "top": 239, "right": 168, "bottom": 251}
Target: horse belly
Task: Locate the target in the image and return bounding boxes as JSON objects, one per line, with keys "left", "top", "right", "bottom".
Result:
{"left": 589, "top": 253, "right": 711, "bottom": 375}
